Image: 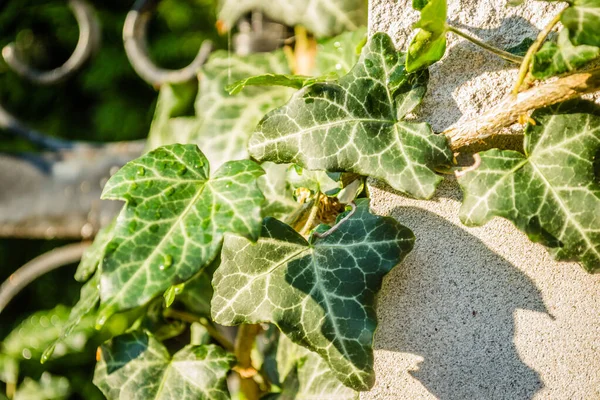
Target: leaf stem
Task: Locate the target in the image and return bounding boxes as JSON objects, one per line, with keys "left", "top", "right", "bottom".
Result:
{"left": 299, "top": 192, "right": 322, "bottom": 236}
{"left": 234, "top": 324, "right": 261, "bottom": 400}
{"left": 312, "top": 201, "right": 357, "bottom": 240}
{"left": 446, "top": 25, "right": 523, "bottom": 64}
{"left": 512, "top": 11, "right": 564, "bottom": 96}
{"left": 163, "top": 308, "right": 234, "bottom": 352}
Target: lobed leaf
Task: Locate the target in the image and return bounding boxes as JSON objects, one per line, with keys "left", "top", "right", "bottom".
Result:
{"left": 98, "top": 144, "right": 264, "bottom": 315}
{"left": 249, "top": 32, "right": 452, "bottom": 199}
{"left": 532, "top": 29, "right": 600, "bottom": 79}
{"left": 276, "top": 335, "right": 358, "bottom": 399}
{"left": 211, "top": 199, "right": 415, "bottom": 390}
{"left": 217, "top": 0, "right": 367, "bottom": 38}
{"left": 406, "top": 0, "right": 447, "bottom": 72}
{"left": 93, "top": 331, "right": 234, "bottom": 400}
{"left": 562, "top": 0, "right": 600, "bottom": 47}
{"left": 458, "top": 101, "right": 600, "bottom": 272}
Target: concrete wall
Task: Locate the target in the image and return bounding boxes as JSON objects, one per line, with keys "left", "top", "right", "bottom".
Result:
{"left": 365, "top": 1, "right": 600, "bottom": 399}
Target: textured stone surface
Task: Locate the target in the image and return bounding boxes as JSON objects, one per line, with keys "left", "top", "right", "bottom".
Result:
{"left": 365, "top": 1, "right": 600, "bottom": 399}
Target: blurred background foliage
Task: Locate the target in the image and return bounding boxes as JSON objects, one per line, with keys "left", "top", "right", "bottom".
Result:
{"left": 0, "top": 0, "right": 224, "bottom": 397}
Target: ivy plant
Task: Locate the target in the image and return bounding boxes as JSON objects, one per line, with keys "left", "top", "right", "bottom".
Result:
{"left": 4, "top": 0, "right": 600, "bottom": 398}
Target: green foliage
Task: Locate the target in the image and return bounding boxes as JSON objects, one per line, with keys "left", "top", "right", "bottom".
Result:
{"left": 458, "top": 101, "right": 600, "bottom": 272}
{"left": 13, "top": 373, "right": 70, "bottom": 400}
{"left": 276, "top": 335, "right": 358, "bottom": 399}
{"left": 532, "top": 29, "right": 600, "bottom": 79}
{"left": 561, "top": 0, "right": 600, "bottom": 47}
{"left": 3, "top": 305, "right": 95, "bottom": 362}
{"left": 249, "top": 33, "right": 453, "bottom": 199}
{"left": 217, "top": 0, "right": 367, "bottom": 38}
{"left": 147, "top": 51, "right": 293, "bottom": 169}
{"left": 211, "top": 199, "right": 414, "bottom": 390}
{"left": 406, "top": 0, "right": 447, "bottom": 72}
{"left": 93, "top": 331, "right": 235, "bottom": 400}
{"left": 98, "top": 144, "right": 265, "bottom": 315}
{"left": 7, "top": 0, "right": 600, "bottom": 398}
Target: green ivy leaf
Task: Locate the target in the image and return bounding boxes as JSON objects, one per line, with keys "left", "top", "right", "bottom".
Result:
{"left": 249, "top": 32, "right": 452, "bottom": 199}
{"left": 226, "top": 74, "right": 334, "bottom": 95}
{"left": 276, "top": 335, "right": 358, "bottom": 399}
{"left": 532, "top": 29, "right": 600, "bottom": 79}
{"left": 258, "top": 162, "right": 303, "bottom": 222}
{"left": 98, "top": 144, "right": 265, "bottom": 315}
{"left": 458, "top": 101, "right": 600, "bottom": 272}
{"left": 177, "top": 258, "right": 220, "bottom": 317}
{"left": 75, "top": 221, "right": 115, "bottom": 282}
{"left": 211, "top": 198, "right": 414, "bottom": 390}
{"left": 14, "top": 373, "right": 70, "bottom": 400}
{"left": 147, "top": 51, "right": 293, "bottom": 169}
{"left": 287, "top": 166, "right": 341, "bottom": 195}
{"left": 42, "top": 275, "right": 100, "bottom": 363}
{"left": 562, "top": 0, "right": 600, "bottom": 47}
{"left": 406, "top": 0, "right": 448, "bottom": 72}
{"left": 146, "top": 83, "right": 197, "bottom": 153}
{"left": 3, "top": 305, "right": 95, "bottom": 362}
{"left": 93, "top": 331, "right": 234, "bottom": 400}
{"left": 314, "top": 27, "right": 367, "bottom": 77}
{"left": 217, "top": 0, "right": 367, "bottom": 38}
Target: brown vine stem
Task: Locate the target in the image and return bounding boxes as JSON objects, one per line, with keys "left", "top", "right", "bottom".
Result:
{"left": 512, "top": 11, "right": 563, "bottom": 96}
{"left": 444, "top": 67, "right": 600, "bottom": 150}
{"left": 446, "top": 25, "right": 523, "bottom": 64}
{"left": 163, "top": 308, "right": 234, "bottom": 352}
{"left": 299, "top": 192, "right": 322, "bottom": 236}
{"left": 234, "top": 324, "right": 262, "bottom": 400}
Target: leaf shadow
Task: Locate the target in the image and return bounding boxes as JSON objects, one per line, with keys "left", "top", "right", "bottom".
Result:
{"left": 374, "top": 203, "right": 549, "bottom": 399}
{"left": 103, "top": 334, "right": 149, "bottom": 374}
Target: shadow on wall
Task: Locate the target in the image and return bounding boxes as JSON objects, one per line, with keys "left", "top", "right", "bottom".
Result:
{"left": 375, "top": 205, "right": 549, "bottom": 399}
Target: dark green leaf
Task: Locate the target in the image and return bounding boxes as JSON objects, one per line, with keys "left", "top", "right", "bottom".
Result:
{"left": 177, "top": 258, "right": 220, "bottom": 317}
{"left": 314, "top": 27, "right": 368, "bottom": 77}
{"left": 458, "top": 101, "right": 600, "bottom": 272}
{"left": 406, "top": 0, "right": 448, "bottom": 72}
{"left": 217, "top": 0, "right": 367, "bottom": 38}
{"left": 93, "top": 331, "right": 234, "bottom": 400}
{"left": 532, "top": 29, "right": 600, "bottom": 79}
{"left": 258, "top": 162, "right": 303, "bottom": 222}
{"left": 250, "top": 33, "right": 452, "bottom": 200}
{"left": 211, "top": 199, "right": 415, "bottom": 390}
{"left": 98, "top": 144, "right": 265, "bottom": 316}
{"left": 562, "top": 0, "right": 600, "bottom": 47}
{"left": 277, "top": 335, "right": 358, "bottom": 399}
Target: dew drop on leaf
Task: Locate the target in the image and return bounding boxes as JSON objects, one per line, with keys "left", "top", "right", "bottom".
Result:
{"left": 164, "top": 186, "right": 175, "bottom": 196}
{"left": 137, "top": 167, "right": 145, "bottom": 176}
{"left": 160, "top": 255, "right": 173, "bottom": 270}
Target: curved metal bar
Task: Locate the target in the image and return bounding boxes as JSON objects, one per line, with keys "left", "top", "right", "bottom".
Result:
{"left": 1, "top": 0, "right": 101, "bottom": 85}
{"left": 124, "top": 0, "right": 212, "bottom": 87}
{"left": 0, "top": 103, "right": 73, "bottom": 149}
